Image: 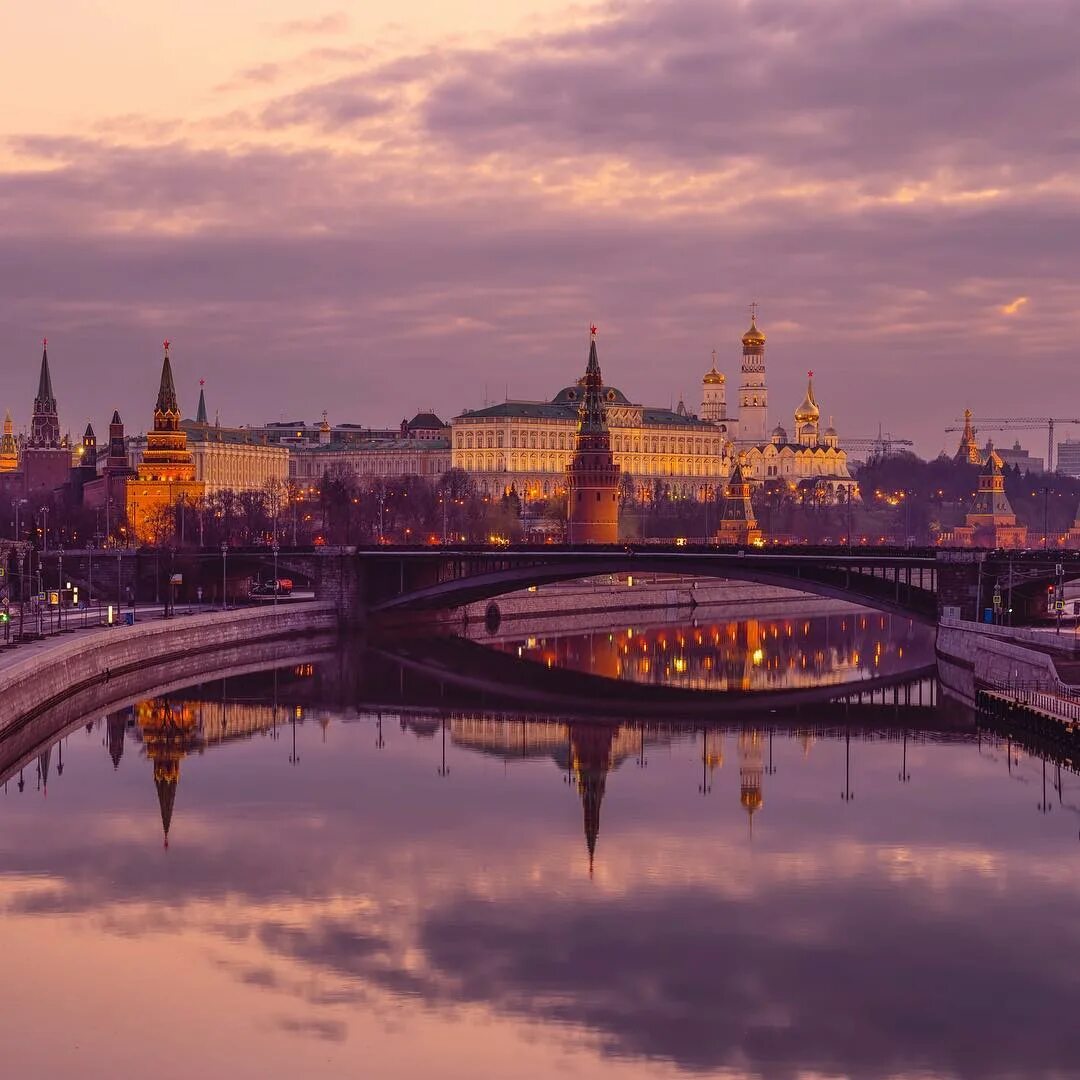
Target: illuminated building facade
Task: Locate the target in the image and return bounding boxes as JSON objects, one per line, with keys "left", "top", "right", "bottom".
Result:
{"left": 566, "top": 330, "right": 620, "bottom": 543}
{"left": 126, "top": 342, "right": 205, "bottom": 542}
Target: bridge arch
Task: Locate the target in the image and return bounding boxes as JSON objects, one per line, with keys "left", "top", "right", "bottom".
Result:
{"left": 368, "top": 551, "right": 938, "bottom": 622}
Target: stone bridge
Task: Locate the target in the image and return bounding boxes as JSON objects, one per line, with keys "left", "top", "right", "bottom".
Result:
{"left": 32, "top": 545, "right": 1080, "bottom": 626}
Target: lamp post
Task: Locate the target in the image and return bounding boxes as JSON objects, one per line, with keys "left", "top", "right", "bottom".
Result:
{"left": 39, "top": 506, "right": 49, "bottom": 552}
{"left": 13, "top": 498, "right": 27, "bottom": 542}
{"left": 271, "top": 540, "right": 280, "bottom": 611}
{"left": 220, "top": 542, "right": 228, "bottom": 610}
{"left": 57, "top": 547, "right": 64, "bottom": 633}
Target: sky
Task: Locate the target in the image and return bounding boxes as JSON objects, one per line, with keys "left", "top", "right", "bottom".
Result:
{"left": 1, "top": 0, "right": 1077, "bottom": 455}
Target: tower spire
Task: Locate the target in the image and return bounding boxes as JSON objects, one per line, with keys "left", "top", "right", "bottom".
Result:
{"left": 195, "top": 378, "right": 208, "bottom": 425}
{"left": 29, "top": 336, "right": 61, "bottom": 447}
{"left": 155, "top": 339, "right": 179, "bottom": 417}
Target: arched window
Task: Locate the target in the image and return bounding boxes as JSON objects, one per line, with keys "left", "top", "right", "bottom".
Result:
{"left": 465, "top": 433, "right": 474, "bottom": 449}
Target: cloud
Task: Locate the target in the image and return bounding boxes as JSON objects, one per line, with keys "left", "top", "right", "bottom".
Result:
{"left": 1, "top": 0, "right": 1079, "bottom": 451}
{"left": 1000, "top": 296, "right": 1029, "bottom": 315}
{"left": 275, "top": 12, "right": 349, "bottom": 37}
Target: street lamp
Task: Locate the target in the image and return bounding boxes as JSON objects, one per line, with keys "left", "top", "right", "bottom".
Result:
{"left": 39, "top": 506, "right": 49, "bottom": 552}
{"left": 271, "top": 540, "right": 280, "bottom": 610}
{"left": 221, "top": 542, "right": 228, "bottom": 610}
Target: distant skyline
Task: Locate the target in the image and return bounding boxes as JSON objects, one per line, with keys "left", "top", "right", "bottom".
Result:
{"left": 2, "top": 0, "right": 1077, "bottom": 455}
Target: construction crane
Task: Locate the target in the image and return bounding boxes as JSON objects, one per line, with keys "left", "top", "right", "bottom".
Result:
{"left": 944, "top": 417, "right": 1080, "bottom": 473}
{"left": 842, "top": 432, "right": 915, "bottom": 458}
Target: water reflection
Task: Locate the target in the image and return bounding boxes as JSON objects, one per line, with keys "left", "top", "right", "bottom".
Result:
{"left": 491, "top": 611, "right": 932, "bottom": 691}
{"left": 2, "top": 630, "right": 1080, "bottom": 1080}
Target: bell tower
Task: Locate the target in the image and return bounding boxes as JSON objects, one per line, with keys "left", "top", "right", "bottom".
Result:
{"left": 735, "top": 304, "right": 768, "bottom": 447}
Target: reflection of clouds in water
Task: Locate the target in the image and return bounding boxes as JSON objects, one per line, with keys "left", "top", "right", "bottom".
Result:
{"left": 2, "top": 829, "right": 1079, "bottom": 1078}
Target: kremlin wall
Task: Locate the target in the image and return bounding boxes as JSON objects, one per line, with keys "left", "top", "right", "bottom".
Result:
{"left": 0, "top": 311, "right": 871, "bottom": 543}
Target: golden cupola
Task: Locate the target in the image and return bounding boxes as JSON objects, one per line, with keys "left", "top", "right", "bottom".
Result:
{"left": 795, "top": 372, "right": 820, "bottom": 424}
{"left": 703, "top": 365, "right": 726, "bottom": 386}
{"left": 741, "top": 314, "right": 766, "bottom": 348}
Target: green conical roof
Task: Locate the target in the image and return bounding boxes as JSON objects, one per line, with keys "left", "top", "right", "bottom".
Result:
{"left": 155, "top": 343, "right": 179, "bottom": 416}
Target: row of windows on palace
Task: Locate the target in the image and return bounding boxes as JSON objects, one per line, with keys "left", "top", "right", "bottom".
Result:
{"left": 456, "top": 429, "right": 726, "bottom": 456}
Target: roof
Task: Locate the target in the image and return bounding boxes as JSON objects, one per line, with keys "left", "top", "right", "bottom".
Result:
{"left": 551, "top": 382, "right": 632, "bottom": 407}
{"left": 457, "top": 399, "right": 713, "bottom": 428}
{"left": 407, "top": 412, "right": 447, "bottom": 429}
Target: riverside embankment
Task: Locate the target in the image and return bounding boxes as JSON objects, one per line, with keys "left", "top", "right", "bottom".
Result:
{"left": 0, "top": 601, "right": 337, "bottom": 739}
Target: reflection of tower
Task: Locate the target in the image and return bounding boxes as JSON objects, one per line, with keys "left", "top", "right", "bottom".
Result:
{"left": 569, "top": 723, "right": 616, "bottom": 875}
{"left": 107, "top": 711, "right": 129, "bottom": 770}
{"left": 700, "top": 729, "right": 724, "bottom": 794}
{"left": 136, "top": 699, "right": 201, "bottom": 847}
{"left": 37, "top": 746, "right": 51, "bottom": 794}
{"left": 737, "top": 730, "right": 764, "bottom": 831}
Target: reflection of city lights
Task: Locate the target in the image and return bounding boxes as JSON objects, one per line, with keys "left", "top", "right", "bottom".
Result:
{"left": 752, "top": 648, "right": 764, "bottom": 665}
{"left": 673, "top": 657, "right": 688, "bottom": 673}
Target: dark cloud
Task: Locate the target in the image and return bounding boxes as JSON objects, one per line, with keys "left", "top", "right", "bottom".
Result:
{"left": 418, "top": 883, "right": 1080, "bottom": 1079}
{"left": 261, "top": 77, "right": 394, "bottom": 130}
{"left": 1, "top": 0, "right": 1078, "bottom": 451}
{"left": 422, "top": 0, "right": 1080, "bottom": 181}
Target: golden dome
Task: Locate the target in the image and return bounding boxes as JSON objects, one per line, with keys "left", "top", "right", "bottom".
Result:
{"left": 795, "top": 373, "right": 820, "bottom": 424}
{"left": 741, "top": 316, "right": 766, "bottom": 347}
{"left": 703, "top": 367, "right": 725, "bottom": 385}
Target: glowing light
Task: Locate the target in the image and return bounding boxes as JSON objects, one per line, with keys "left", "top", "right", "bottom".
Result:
{"left": 999, "top": 296, "right": 1028, "bottom": 316}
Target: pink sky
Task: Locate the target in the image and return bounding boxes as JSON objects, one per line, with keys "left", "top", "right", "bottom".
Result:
{"left": 1, "top": 0, "right": 1076, "bottom": 454}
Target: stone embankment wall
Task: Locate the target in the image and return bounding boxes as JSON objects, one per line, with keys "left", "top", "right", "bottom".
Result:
{"left": 0, "top": 602, "right": 337, "bottom": 738}
{"left": 936, "top": 620, "right": 1071, "bottom": 705}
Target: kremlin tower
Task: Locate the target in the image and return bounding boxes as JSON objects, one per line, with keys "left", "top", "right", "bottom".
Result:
{"left": 29, "top": 339, "right": 61, "bottom": 448}
{"left": 940, "top": 444, "right": 1028, "bottom": 548}
{"left": 126, "top": 341, "right": 205, "bottom": 542}
{"left": 23, "top": 338, "right": 73, "bottom": 497}
{"left": 735, "top": 305, "right": 768, "bottom": 447}
{"left": 715, "top": 460, "right": 762, "bottom": 546}
{"left": 0, "top": 412, "right": 17, "bottom": 472}
{"left": 955, "top": 409, "right": 982, "bottom": 465}
{"left": 566, "top": 327, "right": 620, "bottom": 543}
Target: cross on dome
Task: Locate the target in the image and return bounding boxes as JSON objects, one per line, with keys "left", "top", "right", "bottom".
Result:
{"left": 749, "top": 300, "right": 758, "bottom": 322}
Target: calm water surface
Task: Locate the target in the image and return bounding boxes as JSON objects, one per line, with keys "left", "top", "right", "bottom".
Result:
{"left": 1, "top": 611, "right": 1079, "bottom": 1080}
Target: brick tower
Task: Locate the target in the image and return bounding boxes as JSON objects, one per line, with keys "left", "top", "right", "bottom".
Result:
{"left": 715, "top": 460, "right": 762, "bottom": 546}
{"left": 566, "top": 326, "right": 620, "bottom": 543}
{"left": 126, "top": 340, "right": 205, "bottom": 542}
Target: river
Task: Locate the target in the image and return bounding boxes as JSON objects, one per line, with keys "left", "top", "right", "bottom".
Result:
{"left": 1, "top": 605, "right": 1078, "bottom": 1080}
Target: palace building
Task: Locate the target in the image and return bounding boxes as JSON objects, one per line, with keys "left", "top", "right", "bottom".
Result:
{"left": 126, "top": 341, "right": 205, "bottom": 542}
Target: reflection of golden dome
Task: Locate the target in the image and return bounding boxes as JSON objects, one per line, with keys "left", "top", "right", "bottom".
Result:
{"left": 703, "top": 368, "right": 725, "bottom": 385}
{"left": 795, "top": 375, "right": 820, "bottom": 424}
{"left": 740, "top": 787, "right": 763, "bottom": 814}
{"left": 742, "top": 317, "right": 766, "bottom": 347}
